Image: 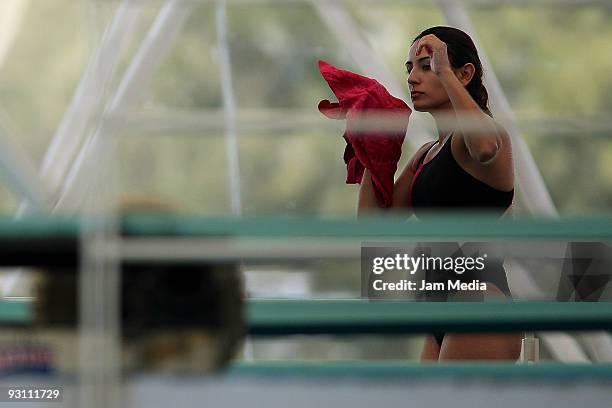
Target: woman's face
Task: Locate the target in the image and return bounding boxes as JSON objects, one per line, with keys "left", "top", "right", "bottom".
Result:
{"left": 406, "top": 41, "right": 452, "bottom": 112}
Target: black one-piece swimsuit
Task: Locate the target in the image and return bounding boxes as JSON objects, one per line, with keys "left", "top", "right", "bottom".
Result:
{"left": 410, "top": 133, "right": 514, "bottom": 347}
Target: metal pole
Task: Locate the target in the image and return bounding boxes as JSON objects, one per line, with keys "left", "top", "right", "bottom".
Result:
{"left": 29, "top": 0, "right": 144, "bottom": 209}
{"left": 70, "top": 2, "right": 192, "bottom": 407}
{"left": 79, "top": 134, "right": 121, "bottom": 408}
{"left": 215, "top": 0, "right": 243, "bottom": 215}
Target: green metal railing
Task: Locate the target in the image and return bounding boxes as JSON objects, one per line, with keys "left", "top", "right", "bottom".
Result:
{"left": 227, "top": 361, "right": 612, "bottom": 381}
{"left": 0, "top": 214, "right": 610, "bottom": 240}
{"left": 248, "top": 300, "right": 612, "bottom": 335}
{"left": 3, "top": 299, "right": 612, "bottom": 334}
{"left": 1, "top": 214, "right": 611, "bottom": 380}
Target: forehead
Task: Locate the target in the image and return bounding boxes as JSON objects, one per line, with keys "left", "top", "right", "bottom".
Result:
{"left": 406, "top": 41, "right": 429, "bottom": 62}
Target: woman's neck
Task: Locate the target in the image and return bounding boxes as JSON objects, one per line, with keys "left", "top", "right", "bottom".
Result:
{"left": 430, "top": 108, "right": 457, "bottom": 145}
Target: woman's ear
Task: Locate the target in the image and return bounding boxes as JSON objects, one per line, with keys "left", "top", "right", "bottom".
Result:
{"left": 456, "top": 63, "right": 476, "bottom": 86}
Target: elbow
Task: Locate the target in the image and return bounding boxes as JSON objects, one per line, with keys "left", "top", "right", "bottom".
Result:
{"left": 473, "top": 144, "right": 499, "bottom": 164}
{"left": 471, "top": 135, "right": 501, "bottom": 164}
{"left": 465, "top": 123, "right": 506, "bottom": 164}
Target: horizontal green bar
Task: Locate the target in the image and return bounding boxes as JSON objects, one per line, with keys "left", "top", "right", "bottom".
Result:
{"left": 3, "top": 300, "right": 612, "bottom": 334}
{"left": 0, "top": 301, "right": 32, "bottom": 323}
{"left": 0, "top": 214, "right": 610, "bottom": 239}
{"left": 248, "top": 300, "right": 612, "bottom": 335}
{"left": 0, "top": 216, "right": 78, "bottom": 237}
{"left": 122, "top": 214, "right": 612, "bottom": 240}
{"left": 227, "top": 361, "right": 612, "bottom": 381}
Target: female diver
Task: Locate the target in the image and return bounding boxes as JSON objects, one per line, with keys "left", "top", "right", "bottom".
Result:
{"left": 358, "top": 26, "right": 521, "bottom": 361}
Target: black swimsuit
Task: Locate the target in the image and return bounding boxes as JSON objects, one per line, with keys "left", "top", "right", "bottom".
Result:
{"left": 411, "top": 134, "right": 514, "bottom": 212}
{"left": 410, "top": 134, "right": 514, "bottom": 347}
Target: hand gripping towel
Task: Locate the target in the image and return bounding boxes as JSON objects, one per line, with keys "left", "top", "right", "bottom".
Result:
{"left": 317, "top": 60, "right": 411, "bottom": 208}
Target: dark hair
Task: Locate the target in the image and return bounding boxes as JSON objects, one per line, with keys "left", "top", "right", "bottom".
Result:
{"left": 413, "top": 26, "right": 492, "bottom": 117}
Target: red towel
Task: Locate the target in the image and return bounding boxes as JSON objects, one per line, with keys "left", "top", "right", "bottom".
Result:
{"left": 317, "top": 60, "right": 411, "bottom": 208}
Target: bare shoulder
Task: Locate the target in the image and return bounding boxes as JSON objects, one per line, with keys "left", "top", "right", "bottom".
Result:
{"left": 494, "top": 122, "right": 512, "bottom": 145}
{"left": 451, "top": 120, "right": 515, "bottom": 190}
{"left": 407, "top": 141, "right": 437, "bottom": 172}
{"left": 393, "top": 140, "right": 437, "bottom": 209}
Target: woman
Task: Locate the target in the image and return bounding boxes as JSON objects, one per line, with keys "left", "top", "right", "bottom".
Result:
{"left": 358, "top": 26, "right": 521, "bottom": 361}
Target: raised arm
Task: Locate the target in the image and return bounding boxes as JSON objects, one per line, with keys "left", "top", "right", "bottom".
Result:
{"left": 437, "top": 67, "right": 502, "bottom": 164}
{"left": 415, "top": 35, "right": 502, "bottom": 164}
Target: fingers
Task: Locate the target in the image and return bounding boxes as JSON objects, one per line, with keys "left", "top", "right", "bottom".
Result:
{"left": 416, "top": 34, "right": 445, "bottom": 56}
{"left": 416, "top": 41, "right": 432, "bottom": 57}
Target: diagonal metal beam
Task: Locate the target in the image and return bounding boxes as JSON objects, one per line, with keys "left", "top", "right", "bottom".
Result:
{"left": 2, "top": 0, "right": 146, "bottom": 318}
{"left": 28, "top": 0, "right": 144, "bottom": 209}
{"left": 55, "top": 0, "right": 194, "bottom": 212}
{"left": 0, "top": 125, "right": 52, "bottom": 212}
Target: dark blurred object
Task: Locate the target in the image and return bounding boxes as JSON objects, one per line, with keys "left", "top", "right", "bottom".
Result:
{"left": 0, "top": 237, "right": 77, "bottom": 268}
{"left": 34, "top": 261, "right": 244, "bottom": 371}
{"left": 33, "top": 196, "right": 245, "bottom": 371}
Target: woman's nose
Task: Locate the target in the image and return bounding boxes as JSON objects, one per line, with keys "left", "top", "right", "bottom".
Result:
{"left": 407, "top": 71, "right": 419, "bottom": 86}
